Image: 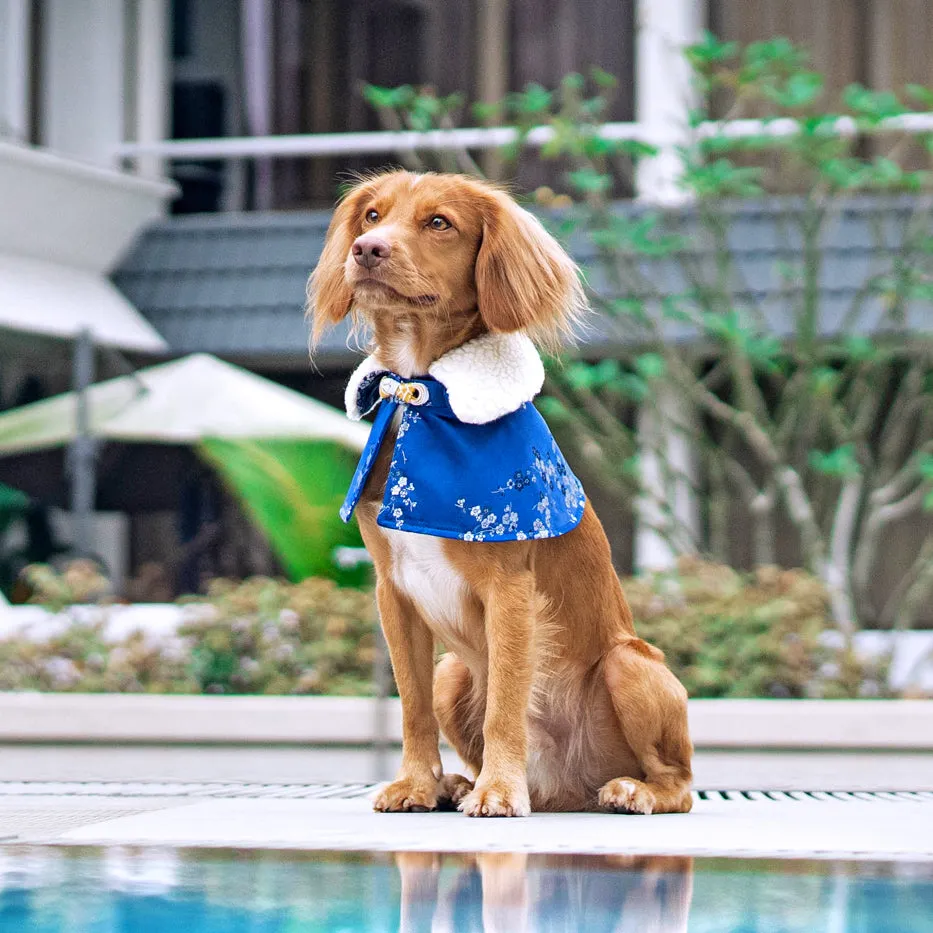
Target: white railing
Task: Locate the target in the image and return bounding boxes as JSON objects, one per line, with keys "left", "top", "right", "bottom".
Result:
{"left": 114, "top": 113, "right": 933, "bottom": 163}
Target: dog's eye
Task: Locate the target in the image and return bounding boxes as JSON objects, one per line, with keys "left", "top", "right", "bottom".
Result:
{"left": 364, "top": 209, "right": 379, "bottom": 224}
{"left": 429, "top": 215, "right": 452, "bottom": 230}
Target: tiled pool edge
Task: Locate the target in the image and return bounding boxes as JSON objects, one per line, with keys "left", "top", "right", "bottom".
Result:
{"left": 23, "top": 793, "right": 933, "bottom": 862}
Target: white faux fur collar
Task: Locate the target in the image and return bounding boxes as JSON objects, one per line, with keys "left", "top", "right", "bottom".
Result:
{"left": 344, "top": 332, "right": 545, "bottom": 425}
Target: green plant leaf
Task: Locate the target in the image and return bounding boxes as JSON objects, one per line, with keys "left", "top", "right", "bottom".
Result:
{"left": 516, "top": 82, "right": 553, "bottom": 114}
{"left": 590, "top": 66, "right": 619, "bottom": 89}
{"left": 918, "top": 453, "right": 933, "bottom": 480}
{"left": 472, "top": 101, "right": 501, "bottom": 122}
{"left": 362, "top": 83, "right": 414, "bottom": 110}
{"left": 609, "top": 297, "right": 649, "bottom": 323}
{"left": 908, "top": 276, "right": 933, "bottom": 301}
{"left": 536, "top": 396, "right": 569, "bottom": 420}
{"left": 808, "top": 444, "right": 861, "bottom": 479}
{"left": 562, "top": 72, "right": 585, "bottom": 93}
{"left": 198, "top": 439, "right": 363, "bottom": 582}
{"left": 612, "top": 138, "right": 660, "bottom": 160}
{"left": 661, "top": 295, "right": 697, "bottom": 324}
{"left": 741, "top": 36, "right": 811, "bottom": 84}
{"left": 589, "top": 225, "right": 626, "bottom": 250}
{"left": 616, "top": 374, "right": 649, "bottom": 401}
{"left": 745, "top": 334, "right": 783, "bottom": 373}
{"left": 567, "top": 168, "right": 612, "bottom": 193}
{"left": 580, "top": 96, "right": 609, "bottom": 119}
{"left": 811, "top": 367, "right": 840, "bottom": 394}
{"left": 685, "top": 31, "right": 739, "bottom": 69}
{"left": 761, "top": 71, "right": 824, "bottom": 109}
{"left": 565, "top": 362, "right": 597, "bottom": 390}
{"left": 817, "top": 157, "right": 866, "bottom": 190}
{"left": 682, "top": 159, "right": 764, "bottom": 198}
{"left": 843, "top": 335, "right": 875, "bottom": 362}
{"left": 635, "top": 353, "right": 667, "bottom": 381}
{"left": 906, "top": 84, "right": 933, "bottom": 110}
{"left": 843, "top": 84, "right": 905, "bottom": 124}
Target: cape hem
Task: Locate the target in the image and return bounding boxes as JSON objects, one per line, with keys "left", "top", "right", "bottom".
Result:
{"left": 373, "top": 511, "right": 584, "bottom": 542}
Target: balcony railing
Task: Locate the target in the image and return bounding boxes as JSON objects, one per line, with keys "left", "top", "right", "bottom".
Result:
{"left": 115, "top": 112, "right": 933, "bottom": 164}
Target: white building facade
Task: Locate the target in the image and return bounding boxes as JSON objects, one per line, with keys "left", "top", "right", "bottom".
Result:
{"left": 0, "top": 0, "right": 707, "bottom": 585}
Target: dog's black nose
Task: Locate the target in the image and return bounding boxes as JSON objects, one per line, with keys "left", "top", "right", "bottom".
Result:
{"left": 352, "top": 235, "right": 392, "bottom": 269}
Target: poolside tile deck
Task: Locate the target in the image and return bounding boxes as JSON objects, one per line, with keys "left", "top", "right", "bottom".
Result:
{"left": 1, "top": 785, "right": 931, "bottom": 861}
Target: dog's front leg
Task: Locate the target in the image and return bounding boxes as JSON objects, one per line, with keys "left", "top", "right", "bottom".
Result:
{"left": 372, "top": 579, "right": 443, "bottom": 813}
{"left": 460, "top": 569, "right": 535, "bottom": 818}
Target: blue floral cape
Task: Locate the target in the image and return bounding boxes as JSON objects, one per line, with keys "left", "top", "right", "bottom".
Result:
{"left": 339, "top": 368, "right": 586, "bottom": 542}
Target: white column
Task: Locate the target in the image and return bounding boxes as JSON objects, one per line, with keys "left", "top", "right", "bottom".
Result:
{"left": 41, "top": 0, "right": 125, "bottom": 165}
{"left": 135, "top": 0, "right": 170, "bottom": 179}
{"left": 241, "top": 0, "right": 274, "bottom": 209}
{"left": 0, "top": 0, "right": 31, "bottom": 141}
{"left": 635, "top": 384, "right": 701, "bottom": 571}
{"left": 476, "top": 0, "right": 509, "bottom": 179}
{"left": 634, "top": 0, "right": 705, "bottom": 571}
{"left": 635, "top": 0, "right": 704, "bottom": 205}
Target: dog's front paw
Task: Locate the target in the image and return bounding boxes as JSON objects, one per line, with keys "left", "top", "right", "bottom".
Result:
{"left": 459, "top": 778, "right": 530, "bottom": 818}
{"left": 373, "top": 777, "right": 439, "bottom": 813}
{"left": 598, "top": 778, "right": 656, "bottom": 815}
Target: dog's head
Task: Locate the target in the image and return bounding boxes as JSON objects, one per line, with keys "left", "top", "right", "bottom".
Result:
{"left": 308, "top": 170, "right": 585, "bottom": 357}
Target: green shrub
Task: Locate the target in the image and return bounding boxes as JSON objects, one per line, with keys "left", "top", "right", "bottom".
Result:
{"left": 624, "top": 557, "right": 883, "bottom": 698}
{"left": 0, "top": 619, "right": 195, "bottom": 693}
{"left": 4, "top": 571, "right": 379, "bottom": 696}
{"left": 179, "top": 576, "right": 379, "bottom": 695}
{"left": 6, "top": 562, "right": 886, "bottom": 697}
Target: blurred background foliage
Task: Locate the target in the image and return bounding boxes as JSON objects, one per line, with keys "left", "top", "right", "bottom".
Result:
{"left": 11, "top": 37, "right": 933, "bottom": 698}
{"left": 364, "top": 34, "right": 933, "bottom": 636}
{"left": 199, "top": 438, "right": 367, "bottom": 585}
{"left": 7, "top": 559, "right": 894, "bottom": 698}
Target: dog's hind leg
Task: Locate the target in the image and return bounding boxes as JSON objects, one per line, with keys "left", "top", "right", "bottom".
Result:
{"left": 433, "top": 652, "right": 481, "bottom": 807}
{"left": 598, "top": 638, "right": 694, "bottom": 815}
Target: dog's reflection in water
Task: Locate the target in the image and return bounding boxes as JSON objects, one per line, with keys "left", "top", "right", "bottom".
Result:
{"left": 396, "top": 852, "right": 693, "bottom": 933}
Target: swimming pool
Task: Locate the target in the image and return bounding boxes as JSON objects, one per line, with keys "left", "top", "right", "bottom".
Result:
{"left": 0, "top": 847, "right": 930, "bottom": 932}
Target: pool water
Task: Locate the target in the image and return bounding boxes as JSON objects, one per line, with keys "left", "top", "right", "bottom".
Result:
{"left": 0, "top": 848, "right": 931, "bottom": 932}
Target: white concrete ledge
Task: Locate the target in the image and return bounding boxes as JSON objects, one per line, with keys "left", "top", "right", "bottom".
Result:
{"left": 0, "top": 694, "right": 400, "bottom": 745}
{"left": 689, "top": 699, "right": 933, "bottom": 749}
{"left": 0, "top": 694, "right": 930, "bottom": 750}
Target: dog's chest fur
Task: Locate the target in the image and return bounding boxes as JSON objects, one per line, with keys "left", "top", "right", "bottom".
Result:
{"left": 386, "top": 530, "right": 471, "bottom": 642}
{"left": 357, "top": 414, "right": 474, "bottom": 647}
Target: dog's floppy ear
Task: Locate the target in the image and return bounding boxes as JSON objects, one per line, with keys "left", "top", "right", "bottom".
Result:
{"left": 474, "top": 191, "right": 585, "bottom": 347}
{"left": 307, "top": 183, "right": 370, "bottom": 344}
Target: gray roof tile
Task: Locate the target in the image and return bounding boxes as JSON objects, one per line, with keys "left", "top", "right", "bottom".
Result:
{"left": 113, "top": 195, "right": 933, "bottom": 366}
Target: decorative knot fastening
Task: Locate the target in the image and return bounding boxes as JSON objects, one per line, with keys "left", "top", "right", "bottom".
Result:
{"left": 379, "top": 377, "right": 430, "bottom": 406}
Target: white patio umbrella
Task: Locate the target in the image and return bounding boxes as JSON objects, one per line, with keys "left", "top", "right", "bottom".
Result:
{"left": 0, "top": 353, "right": 368, "bottom": 454}
{"left": 0, "top": 354, "right": 369, "bottom": 580}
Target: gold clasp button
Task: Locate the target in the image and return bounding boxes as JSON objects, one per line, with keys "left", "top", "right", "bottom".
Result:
{"left": 379, "top": 377, "right": 429, "bottom": 406}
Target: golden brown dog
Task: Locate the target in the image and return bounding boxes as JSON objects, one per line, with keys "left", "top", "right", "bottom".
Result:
{"left": 395, "top": 852, "right": 694, "bottom": 932}
{"left": 309, "top": 170, "right": 693, "bottom": 817}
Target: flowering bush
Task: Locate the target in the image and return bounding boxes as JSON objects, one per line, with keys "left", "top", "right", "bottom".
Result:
{"left": 4, "top": 572, "right": 378, "bottom": 695}
{"left": 628, "top": 557, "right": 883, "bottom": 698}
{"left": 0, "top": 617, "right": 194, "bottom": 693}
{"left": 20, "top": 560, "right": 112, "bottom": 612}
{"left": 179, "top": 576, "right": 379, "bottom": 695}
{"left": 5, "top": 561, "right": 887, "bottom": 697}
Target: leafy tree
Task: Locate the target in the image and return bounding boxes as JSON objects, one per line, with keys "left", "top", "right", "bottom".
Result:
{"left": 362, "top": 36, "right": 933, "bottom": 633}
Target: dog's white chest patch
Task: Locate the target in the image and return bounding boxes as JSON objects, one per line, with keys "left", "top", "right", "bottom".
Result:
{"left": 387, "top": 531, "right": 468, "bottom": 633}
